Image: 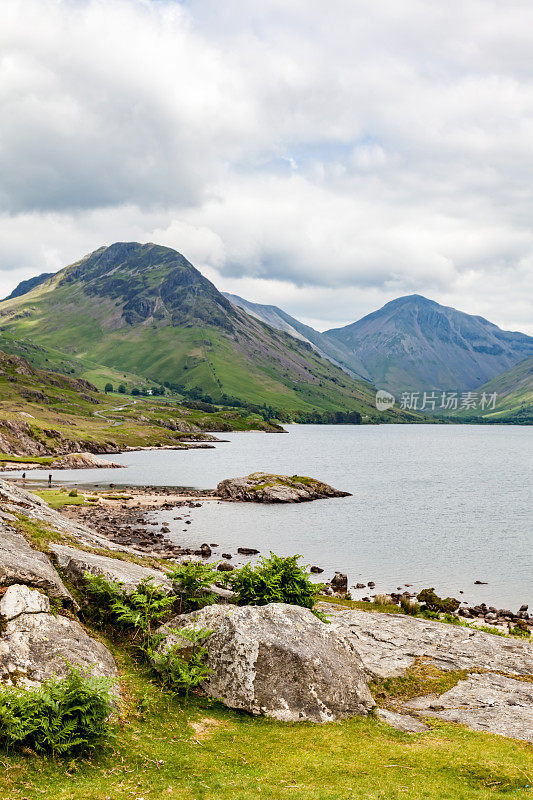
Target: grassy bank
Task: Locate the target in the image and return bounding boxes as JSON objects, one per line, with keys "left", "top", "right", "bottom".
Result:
{"left": 1, "top": 643, "right": 531, "bottom": 800}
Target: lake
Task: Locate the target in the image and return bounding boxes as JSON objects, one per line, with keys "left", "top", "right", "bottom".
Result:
{"left": 4, "top": 424, "right": 532, "bottom": 609}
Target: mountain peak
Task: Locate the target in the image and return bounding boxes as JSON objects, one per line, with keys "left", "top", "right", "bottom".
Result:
{"left": 327, "top": 295, "right": 533, "bottom": 392}
{"left": 58, "top": 242, "right": 235, "bottom": 329}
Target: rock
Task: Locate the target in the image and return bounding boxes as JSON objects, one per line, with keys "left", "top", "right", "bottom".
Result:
{"left": 51, "top": 452, "right": 124, "bottom": 469}
{"left": 355, "top": 583, "right": 366, "bottom": 589}
{"left": 0, "top": 525, "right": 75, "bottom": 605}
{"left": 0, "top": 611, "right": 118, "bottom": 690}
{"left": 330, "top": 572, "right": 348, "bottom": 593}
{"left": 217, "top": 472, "right": 351, "bottom": 503}
{"left": 48, "top": 543, "right": 173, "bottom": 594}
{"left": 222, "top": 553, "right": 232, "bottom": 559}
{"left": 0, "top": 584, "right": 50, "bottom": 619}
{"left": 320, "top": 604, "right": 533, "bottom": 677}
{"left": 474, "top": 580, "right": 488, "bottom": 585}
{"left": 519, "top": 604, "right": 528, "bottom": 612}
{"left": 405, "top": 673, "right": 533, "bottom": 743}
{"left": 200, "top": 543, "right": 212, "bottom": 558}
{"left": 310, "top": 566, "right": 324, "bottom": 574}
{"left": 237, "top": 547, "right": 260, "bottom": 555}
{"left": 376, "top": 708, "right": 429, "bottom": 733}
{"left": 155, "top": 603, "right": 373, "bottom": 723}
{"left": 367, "top": 581, "right": 375, "bottom": 588}
{"left": 217, "top": 561, "right": 234, "bottom": 572}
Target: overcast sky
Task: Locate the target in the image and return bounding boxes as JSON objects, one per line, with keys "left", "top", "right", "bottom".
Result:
{"left": 1, "top": 0, "right": 532, "bottom": 333}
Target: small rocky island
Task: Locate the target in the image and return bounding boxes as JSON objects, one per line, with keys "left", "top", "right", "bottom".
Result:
{"left": 216, "top": 472, "right": 351, "bottom": 503}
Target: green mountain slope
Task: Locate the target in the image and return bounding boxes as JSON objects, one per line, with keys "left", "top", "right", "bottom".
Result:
{"left": 223, "top": 292, "right": 371, "bottom": 381}
{"left": 0, "top": 349, "right": 285, "bottom": 458}
{"left": 453, "top": 355, "right": 533, "bottom": 423}
{"left": 0, "top": 242, "right": 409, "bottom": 421}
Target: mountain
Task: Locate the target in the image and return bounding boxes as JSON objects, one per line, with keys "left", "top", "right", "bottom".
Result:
{"left": 0, "top": 242, "right": 404, "bottom": 420}
{"left": 454, "top": 355, "right": 533, "bottom": 423}
{"left": 2, "top": 272, "right": 55, "bottom": 301}
{"left": 326, "top": 295, "right": 533, "bottom": 393}
{"left": 223, "top": 293, "right": 370, "bottom": 380}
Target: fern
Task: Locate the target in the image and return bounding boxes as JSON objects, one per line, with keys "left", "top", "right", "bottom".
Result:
{"left": 0, "top": 667, "right": 115, "bottom": 756}
{"left": 229, "top": 552, "right": 324, "bottom": 617}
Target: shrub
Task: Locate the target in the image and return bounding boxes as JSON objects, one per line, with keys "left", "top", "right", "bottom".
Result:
{"left": 83, "top": 574, "right": 176, "bottom": 651}
{"left": 68, "top": 489, "right": 78, "bottom": 497}
{"left": 167, "top": 561, "right": 220, "bottom": 613}
{"left": 229, "top": 553, "right": 324, "bottom": 615}
{"left": 82, "top": 574, "right": 210, "bottom": 696}
{"left": 509, "top": 620, "right": 531, "bottom": 639}
{"left": 150, "top": 627, "right": 212, "bottom": 698}
{"left": 417, "top": 588, "right": 460, "bottom": 614}
{"left": 400, "top": 597, "right": 421, "bottom": 616}
{"left": 0, "top": 667, "right": 115, "bottom": 756}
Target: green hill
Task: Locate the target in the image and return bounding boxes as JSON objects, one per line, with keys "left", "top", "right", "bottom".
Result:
{"left": 0, "top": 242, "right": 418, "bottom": 422}
{"left": 453, "top": 355, "right": 533, "bottom": 423}
{"left": 0, "top": 349, "right": 285, "bottom": 459}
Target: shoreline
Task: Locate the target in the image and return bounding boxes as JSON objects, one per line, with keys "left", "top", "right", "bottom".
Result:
{"left": 46, "top": 481, "right": 531, "bottom": 628}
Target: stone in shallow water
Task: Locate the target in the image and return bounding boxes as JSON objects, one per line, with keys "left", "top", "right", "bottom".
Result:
{"left": 155, "top": 602, "right": 373, "bottom": 723}
{"left": 217, "top": 472, "right": 350, "bottom": 503}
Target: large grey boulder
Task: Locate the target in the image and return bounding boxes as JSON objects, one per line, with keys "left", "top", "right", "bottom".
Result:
{"left": 49, "top": 543, "right": 173, "bottom": 594}
{"left": 217, "top": 472, "right": 350, "bottom": 503}
{"left": 321, "top": 605, "right": 533, "bottom": 677}
{"left": 155, "top": 603, "right": 373, "bottom": 723}
{"left": 0, "top": 525, "right": 75, "bottom": 605}
{"left": 405, "top": 673, "right": 533, "bottom": 743}
{"left": 0, "top": 585, "right": 118, "bottom": 690}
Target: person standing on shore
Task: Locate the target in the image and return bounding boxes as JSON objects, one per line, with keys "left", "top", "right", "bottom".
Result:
{"left": 22, "top": 472, "right": 26, "bottom": 486}
{"left": 48, "top": 473, "right": 52, "bottom": 487}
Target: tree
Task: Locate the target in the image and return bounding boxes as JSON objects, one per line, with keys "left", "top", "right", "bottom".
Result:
{"left": 131, "top": 387, "right": 140, "bottom": 396}
{"left": 104, "top": 383, "right": 113, "bottom": 394}
{"left": 118, "top": 384, "right": 126, "bottom": 394}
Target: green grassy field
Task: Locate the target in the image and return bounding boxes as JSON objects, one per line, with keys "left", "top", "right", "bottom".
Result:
{"left": 1, "top": 642, "right": 531, "bottom": 800}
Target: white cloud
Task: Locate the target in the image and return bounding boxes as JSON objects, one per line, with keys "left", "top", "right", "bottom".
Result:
{"left": 0, "top": 0, "right": 532, "bottom": 333}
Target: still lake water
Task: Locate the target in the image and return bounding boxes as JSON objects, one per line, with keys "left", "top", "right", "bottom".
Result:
{"left": 6, "top": 425, "right": 532, "bottom": 609}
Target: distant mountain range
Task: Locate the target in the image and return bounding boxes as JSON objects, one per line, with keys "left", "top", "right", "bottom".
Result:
{"left": 0, "top": 243, "right": 407, "bottom": 422}
{"left": 224, "top": 292, "right": 533, "bottom": 397}
{"left": 2, "top": 243, "right": 531, "bottom": 422}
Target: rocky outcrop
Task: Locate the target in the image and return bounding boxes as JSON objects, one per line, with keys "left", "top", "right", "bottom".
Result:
{"left": 154, "top": 603, "right": 373, "bottom": 723}
{"left": 216, "top": 473, "right": 350, "bottom": 503}
{"left": 0, "top": 478, "right": 147, "bottom": 554}
{"left": 321, "top": 605, "right": 533, "bottom": 677}
{"left": 50, "top": 452, "right": 123, "bottom": 469}
{"left": 49, "top": 543, "right": 173, "bottom": 594}
{"left": 321, "top": 603, "right": 533, "bottom": 741}
{"left": 0, "top": 585, "right": 118, "bottom": 690}
{"left": 0, "top": 526, "right": 75, "bottom": 605}
{"left": 405, "top": 673, "right": 533, "bottom": 743}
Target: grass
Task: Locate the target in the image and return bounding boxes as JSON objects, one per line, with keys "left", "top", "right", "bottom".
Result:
{"left": 0, "top": 454, "right": 53, "bottom": 465}
{"left": 369, "top": 658, "right": 470, "bottom": 705}
{"left": 34, "top": 490, "right": 88, "bottom": 508}
{"left": 1, "top": 643, "right": 531, "bottom": 800}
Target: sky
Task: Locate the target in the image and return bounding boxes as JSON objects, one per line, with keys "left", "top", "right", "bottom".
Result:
{"left": 1, "top": 0, "right": 532, "bottom": 333}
